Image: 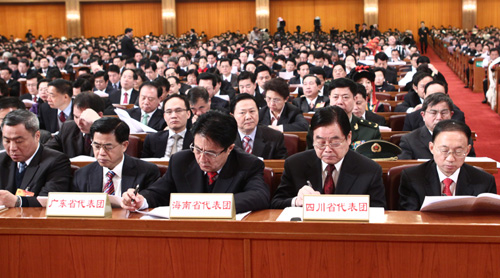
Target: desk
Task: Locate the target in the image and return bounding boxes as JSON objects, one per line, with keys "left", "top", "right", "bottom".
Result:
{"left": 1, "top": 208, "right": 500, "bottom": 277}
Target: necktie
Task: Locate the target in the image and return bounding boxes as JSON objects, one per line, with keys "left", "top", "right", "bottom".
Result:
{"left": 207, "top": 172, "right": 218, "bottom": 186}
{"left": 83, "top": 134, "right": 92, "bottom": 155}
{"left": 442, "top": 178, "right": 453, "bottom": 196}
{"left": 15, "top": 162, "right": 27, "bottom": 187}
{"left": 104, "top": 171, "right": 116, "bottom": 195}
{"left": 33, "top": 95, "right": 37, "bottom": 102}
{"left": 243, "top": 136, "right": 252, "bottom": 154}
{"left": 113, "top": 83, "right": 117, "bottom": 90}
{"left": 170, "top": 134, "right": 181, "bottom": 157}
{"left": 324, "top": 164, "right": 336, "bottom": 194}
{"left": 59, "top": 112, "right": 66, "bottom": 123}
{"left": 309, "top": 101, "right": 315, "bottom": 110}
{"left": 141, "top": 113, "right": 149, "bottom": 125}
{"left": 123, "top": 92, "right": 128, "bottom": 104}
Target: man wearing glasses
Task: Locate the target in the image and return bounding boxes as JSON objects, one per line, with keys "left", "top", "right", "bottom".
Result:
{"left": 73, "top": 117, "right": 160, "bottom": 195}
{"left": 127, "top": 82, "right": 166, "bottom": 131}
{"left": 121, "top": 110, "right": 270, "bottom": 213}
{"left": 141, "top": 94, "right": 193, "bottom": 158}
{"left": 271, "top": 106, "right": 386, "bottom": 209}
{"left": 399, "top": 120, "right": 496, "bottom": 211}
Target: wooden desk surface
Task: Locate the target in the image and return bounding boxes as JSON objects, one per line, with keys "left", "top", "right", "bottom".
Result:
{"left": 2, "top": 208, "right": 500, "bottom": 277}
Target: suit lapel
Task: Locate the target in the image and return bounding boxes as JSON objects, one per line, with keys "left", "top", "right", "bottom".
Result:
{"left": 305, "top": 151, "right": 323, "bottom": 192}
{"left": 418, "top": 127, "right": 432, "bottom": 156}
{"left": 235, "top": 133, "right": 243, "bottom": 149}
{"left": 252, "top": 127, "right": 267, "bottom": 158}
{"left": 184, "top": 158, "right": 205, "bottom": 193}
{"left": 425, "top": 161, "right": 442, "bottom": 196}
{"left": 121, "top": 155, "right": 137, "bottom": 192}
{"left": 20, "top": 146, "right": 44, "bottom": 190}
{"left": 212, "top": 152, "right": 236, "bottom": 193}
{"left": 335, "top": 151, "right": 358, "bottom": 194}
{"left": 157, "top": 131, "right": 170, "bottom": 156}
{"left": 89, "top": 162, "right": 104, "bottom": 192}
{"left": 456, "top": 165, "right": 474, "bottom": 195}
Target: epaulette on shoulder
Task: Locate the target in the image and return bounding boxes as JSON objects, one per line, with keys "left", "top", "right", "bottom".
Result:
{"left": 358, "top": 118, "right": 379, "bottom": 129}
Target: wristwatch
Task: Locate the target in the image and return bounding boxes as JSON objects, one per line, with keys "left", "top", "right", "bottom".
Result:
{"left": 15, "top": 196, "right": 21, "bottom": 207}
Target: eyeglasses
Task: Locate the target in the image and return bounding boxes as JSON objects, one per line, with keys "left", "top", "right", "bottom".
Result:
{"left": 91, "top": 142, "right": 120, "bottom": 152}
{"left": 190, "top": 143, "right": 226, "bottom": 158}
{"left": 425, "top": 109, "right": 451, "bottom": 117}
{"left": 313, "top": 140, "right": 345, "bottom": 150}
{"left": 437, "top": 148, "right": 468, "bottom": 158}
{"left": 165, "top": 108, "right": 188, "bottom": 115}
{"left": 330, "top": 95, "right": 352, "bottom": 101}
{"left": 265, "top": 97, "right": 284, "bottom": 103}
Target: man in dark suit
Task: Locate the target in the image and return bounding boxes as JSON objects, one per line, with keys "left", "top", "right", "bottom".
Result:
{"left": 38, "top": 79, "right": 74, "bottom": 133}
{"left": 1, "top": 67, "right": 20, "bottom": 97}
{"left": 230, "top": 94, "right": 287, "bottom": 159}
{"left": 399, "top": 120, "right": 496, "bottom": 211}
{"left": 219, "top": 58, "right": 238, "bottom": 87}
{"left": 73, "top": 117, "right": 160, "bottom": 196}
{"left": 54, "top": 56, "right": 73, "bottom": 74}
{"left": 106, "top": 65, "right": 122, "bottom": 91}
{"left": 418, "top": 21, "right": 429, "bottom": 54}
{"left": 45, "top": 92, "right": 105, "bottom": 158}
{"left": 313, "top": 51, "right": 333, "bottom": 79}
{"left": 0, "top": 97, "right": 29, "bottom": 151}
{"left": 142, "top": 94, "right": 194, "bottom": 158}
{"left": 127, "top": 82, "right": 166, "bottom": 131}
{"left": 121, "top": 28, "right": 139, "bottom": 59}
{"left": 292, "top": 75, "right": 329, "bottom": 113}
{"left": 271, "top": 106, "right": 386, "bottom": 209}
{"left": 353, "top": 84, "right": 386, "bottom": 126}
{"left": 259, "top": 78, "right": 309, "bottom": 132}
{"left": 164, "top": 67, "right": 191, "bottom": 95}
{"left": 399, "top": 93, "right": 476, "bottom": 160}
{"left": 12, "top": 59, "right": 32, "bottom": 80}
{"left": 374, "top": 52, "right": 397, "bottom": 85}
{"left": 108, "top": 69, "right": 139, "bottom": 105}
{"left": 19, "top": 73, "right": 43, "bottom": 103}
{"left": 0, "top": 109, "right": 71, "bottom": 207}
{"left": 238, "top": 72, "right": 266, "bottom": 108}
{"left": 198, "top": 73, "right": 229, "bottom": 112}
{"left": 288, "top": 62, "right": 309, "bottom": 85}
{"left": 395, "top": 72, "right": 433, "bottom": 113}
{"left": 122, "top": 111, "right": 270, "bottom": 213}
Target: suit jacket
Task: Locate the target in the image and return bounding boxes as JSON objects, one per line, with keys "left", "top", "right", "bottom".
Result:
{"left": 385, "top": 67, "right": 398, "bottom": 85}
{"left": 179, "top": 83, "right": 191, "bottom": 95}
{"left": 221, "top": 74, "right": 238, "bottom": 88}
{"left": 19, "top": 93, "right": 43, "bottom": 103}
{"left": 210, "top": 96, "right": 230, "bottom": 112}
{"left": 12, "top": 69, "right": 33, "bottom": 80}
{"left": 0, "top": 145, "right": 71, "bottom": 207}
{"left": 121, "top": 35, "right": 138, "bottom": 59}
{"left": 398, "top": 125, "right": 476, "bottom": 159}
{"left": 375, "top": 82, "right": 396, "bottom": 92}
{"left": 365, "top": 110, "right": 386, "bottom": 126}
{"left": 44, "top": 120, "right": 93, "bottom": 158}
{"left": 292, "top": 95, "right": 328, "bottom": 113}
{"left": 6, "top": 79, "right": 20, "bottom": 97}
{"left": 38, "top": 102, "right": 74, "bottom": 133}
{"left": 141, "top": 130, "right": 194, "bottom": 158}
{"left": 288, "top": 76, "right": 302, "bottom": 85}
{"left": 271, "top": 149, "right": 386, "bottom": 209}
{"left": 399, "top": 160, "right": 496, "bottom": 210}
{"left": 402, "top": 105, "right": 466, "bottom": 131}
{"left": 395, "top": 90, "right": 421, "bottom": 112}
{"left": 253, "top": 91, "right": 267, "bottom": 109}
{"left": 323, "top": 66, "right": 333, "bottom": 79}
{"left": 140, "top": 148, "right": 270, "bottom": 213}
{"left": 73, "top": 154, "right": 160, "bottom": 194}
{"left": 259, "top": 103, "right": 309, "bottom": 131}
{"left": 107, "top": 81, "right": 121, "bottom": 92}
{"left": 127, "top": 108, "right": 167, "bottom": 131}
{"left": 235, "top": 125, "right": 287, "bottom": 159}
{"left": 109, "top": 89, "right": 139, "bottom": 105}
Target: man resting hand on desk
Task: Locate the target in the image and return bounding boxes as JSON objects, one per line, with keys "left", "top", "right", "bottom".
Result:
{"left": 122, "top": 110, "right": 270, "bottom": 213}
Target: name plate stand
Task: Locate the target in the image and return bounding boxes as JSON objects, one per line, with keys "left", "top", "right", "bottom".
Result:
{"left": 302, "top": 195, "right": 370, "bottom": 222}
{"left": 46, "top": 193, "right": 112, "bottom": 218}
{"left": 169, "top": 193, "right": 235, "bottom": 220}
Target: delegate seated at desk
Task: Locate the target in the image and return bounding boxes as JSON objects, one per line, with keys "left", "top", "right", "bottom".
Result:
{"left": 271, "top": 106, "right": 386, "bottom": 209}
{"left": 0, "top": 109, "right": 71, "bottom": 207}
{"left": 122, "top": 110, "right": 270, "bottom": 213}
{"left": 399, "top": 120, "right": 497, "bottom": 211}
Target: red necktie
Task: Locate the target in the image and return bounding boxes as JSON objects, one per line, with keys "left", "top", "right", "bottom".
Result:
{"left": 207, "top": 172, "right": 218, "bottom": 185}
{"left": 33, "top": 96, "right": 37, "bottom": 102}
{"left": 442, "top": 178, "right": 453, "bottom": 196}
{"left": 104, "top": 171, "right": 116, "bottom": 195}
{"left": 123, "top": 92, "right": 128, "bottom": 104}
{"left": 243, "top": 136, "right": 252, "bottom": 154}
{"left": 324, "top": 164, "right": 336, "bottom": 194}
{"left": 59, "top": 112, "right": 66, "bottom": 123}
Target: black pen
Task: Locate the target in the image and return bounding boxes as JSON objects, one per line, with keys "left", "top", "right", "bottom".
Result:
{"left": 131, "top": 184, "right": 139, "bottom": 204}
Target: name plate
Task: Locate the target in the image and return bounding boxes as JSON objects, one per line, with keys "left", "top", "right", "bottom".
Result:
{"left": 46, "top": 193, "right": 112, "bottom": 218}
{"left": 303, "top": 195, "right": 370, "bottom": 222}
{"left": 169, "top": 193, "right": 235, "bottom": 220}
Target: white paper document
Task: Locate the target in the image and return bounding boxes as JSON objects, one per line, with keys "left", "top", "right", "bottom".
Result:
{"left": 421, "top": 193, "right": 500, "bottom": 212}
{"left": 114, "top": 108, "right": 157, "bottom": 133}
{"left": 137, "top": 207, "right": 252, "bottom": 220}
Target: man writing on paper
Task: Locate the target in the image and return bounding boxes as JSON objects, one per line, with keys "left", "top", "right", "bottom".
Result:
{"left": 271, "top": 106, "right": 386, "bottom": 209}
{"left": 121, "top": 111, "right": 270, "bottom": 213}
{"left": 73, "top": 117, "right": 160, "bottom": 195}
{"left": 0, "top": 110, "right": 71, "bottom": 207}
{"left": 399, "top": 120, "right": 497, "bottom": 211}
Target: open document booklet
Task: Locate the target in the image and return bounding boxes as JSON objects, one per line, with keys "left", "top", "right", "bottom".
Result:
{"left": 421, "top": 193, "right": 500, "bottom": 212}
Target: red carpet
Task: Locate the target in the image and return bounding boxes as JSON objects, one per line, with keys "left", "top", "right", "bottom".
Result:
{"left": 426, "top": 47, "right": 500, "bottom": 186}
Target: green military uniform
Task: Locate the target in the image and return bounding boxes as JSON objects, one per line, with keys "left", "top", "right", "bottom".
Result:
{"left": 306, "top": 115, "right": 381, "bottom": 150}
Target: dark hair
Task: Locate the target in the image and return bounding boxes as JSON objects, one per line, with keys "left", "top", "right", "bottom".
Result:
{"left": 421, "top": 93, "right": 453, "bottom": 112}
{"left": 303, "top": 74, "right": 320, "bottom": 85}
{"left": 1, "top": 109, "right": 39, "bottom": 136}
{"left": 48, "top": 78, "right": 73, "bottom": 97}
{"left": 373, "top": 67, "right": 386, "bottom": 75}
{"left": 310, "top": 106, "right": 351, "bottom": 138}
{"left": 167, "top": 76, "right": 180, "bottom": 85}
{"left": 355, "top": 83, "right": 367, "bottom": 99}
{"left": 330, "top": 77, "right": 357, "bottom": 96}
{"left": 153, "top": 77, "right": 170, "bottom": 93}
{"left": 108, "top": 65, "right": 120, "bottom": 74}
{"left": 1, "top": 67, "right": 12, "bottom": 74}
{"left": 412, "top": 71, "right": 433, "bottom": 87}
{"left": 310, "top": 66, "right": 326, "bottom": 78}
{"left": 254, "top": 65, "right": 272, "bottom": 77}
{"left": 73, "top": 91, "right": 105, "bottom": 113}
{"left": 139, "top": 81, "right": 162, "bottom": 98}
{"left": 191, "top": 110, "right": 237, "bottom": 150}
{"left": 374, "top": 52, "right": 389, "bottom": 62}
{"left": 207, "top": 51, "right": 217, "bottom": 59}
{"left": 490, "top": 48, "right": 500, "bottom": 55}
{"left": 0, "top": 96, "right": 25, "bottom": 110}
{"left": 297, "top": 62, "right": 310, "bottom": 71}
{"left": 186, "top": 69, "right": 198, "bottom": 79}
{"left": 432, "top": 119, "right": 471, "bottom": 143}
{"left": 417, "top": 56, "right": 431, "bottom": 65}
{"left": 263, "top": 77, "right": 289, "bottom": 99}
{"left": 163, "top": 94, "right": 190, "bottom": 111}
{"left": 313, "top": 51, "right": 324, "bottom": 59}
{"left": 219, "top": 58, "right": 230, "bottom": 66}
{"left": 187, "top": 86, "right": 209, "bottom": 104}
{"left": 237, "top": 71, "right": 256, "bottom": 84}
{"left": 90, "top": 117, "right": 129, "bottom": 144}
{"left": 197, "top": 72, "right": 217, "bottom": 87}
{"left": 94, "top": 70, "right": 109, "bottom": 82}
{"left": 19, "top": 58, "right": 30, "bottom": 66}
{"left": 424, "top": 80, "right": 448, "bottom": 94}
{"left": 230, "top": 93, "right": 258, "bottom": 114}
{"left": 134, "top": 69, "right": 147, "bottom": 82}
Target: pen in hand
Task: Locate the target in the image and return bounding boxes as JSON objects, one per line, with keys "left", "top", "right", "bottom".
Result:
{"left": 306, "top": 180, "right": 313, "bottom": 188}
{"left": 131, "top": 184, "right": 139, "bottom": 204}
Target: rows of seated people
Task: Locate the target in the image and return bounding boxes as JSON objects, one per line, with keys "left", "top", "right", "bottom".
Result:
{"left": 0, "top": 27, "right": 493, "bottom": 212}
